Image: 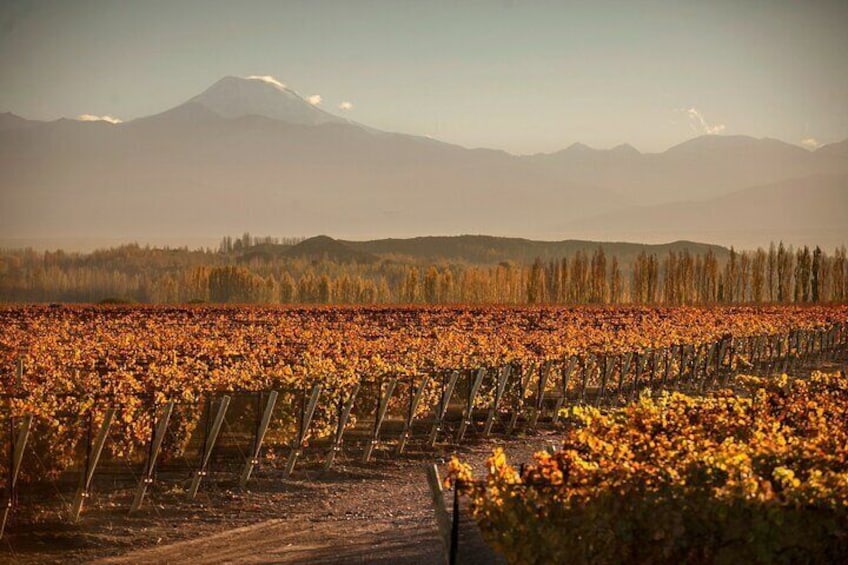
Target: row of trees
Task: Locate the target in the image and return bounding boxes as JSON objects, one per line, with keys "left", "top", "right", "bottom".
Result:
{"left": 1, "top": 243, "right": 845, "bottom": 305}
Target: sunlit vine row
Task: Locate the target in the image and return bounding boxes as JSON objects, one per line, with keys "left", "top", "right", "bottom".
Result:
{"left": 0, "top": 304, "right": 846, "bottom": 479}
{"left": 448, "top": 370, "right": 848, "bottom": 563}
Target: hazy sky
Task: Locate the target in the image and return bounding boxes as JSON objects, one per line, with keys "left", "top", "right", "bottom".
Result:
{"left": 1, "top": 0, "right": 847, "bottom": 154}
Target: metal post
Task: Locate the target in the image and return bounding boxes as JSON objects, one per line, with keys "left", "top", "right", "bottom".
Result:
{"left": 188, "top": 395, "right": 231, "bottom": 498}
{"left": 594, "top": 355, "right": 612, "bottom": 408}
{"left": 429, "top": 372, "right": 459, "bottom": 446}
{"left": 240, "top": 391, "right": 278, "bottom": 488}
{"left": 130, "top": 401, "right": 175, "bottom": 513}
{"left": 362, "top": 378, "right": 397, "bottom": 463}
{"left": 456, "top": 369, "right": 486, "bottom": 442}
{"left": 578, "top": 356, "right": 590, "bottom": 405}
{"left": 397, "top": 375, "right": 431, "bottom": 454}
{"left": 324, "top": 384, "right": 360, "bottom": 470}
{"left": 0, "top": 414, "right": 32, "bottom": 538}
{"left": 630, "top": 352, "right": 642, "bottom": 399}
{"left": 552, "top": 357, "right": 577, "bottom": 424}
{"left": 284, "top": 385, "right": 322, "bottom": 477}
{"left": 483, "top": 365, "right": 511, "bottom": 436}
{"left": 529, "top": 362, "right": 551, "bottom": 428}
{"left": 506, "top": 363, "right": 534, "bottom": 435}
{"left": 71, "top": 408, "right": 115, "bottom": 522}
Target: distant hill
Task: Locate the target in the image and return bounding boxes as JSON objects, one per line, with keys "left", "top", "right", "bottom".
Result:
{"left": 568, "top": 174, "right": 848, "bottom": 249}
{"left": 231, "top": 234, "right": 729, "bottom": 266}
{"left": 284, "top": 235, "right": 377, "bottom": 263}
{"left": 339, "top": 235, "right": 729, "bottom": 264}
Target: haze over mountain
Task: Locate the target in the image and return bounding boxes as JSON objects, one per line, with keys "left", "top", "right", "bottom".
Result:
{"left": 1, "top": 76, "right": 846, "bottom": 250}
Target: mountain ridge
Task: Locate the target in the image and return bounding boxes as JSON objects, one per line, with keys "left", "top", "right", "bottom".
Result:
{"left": 1, "top": 76, "right": 845, "bottom": 248}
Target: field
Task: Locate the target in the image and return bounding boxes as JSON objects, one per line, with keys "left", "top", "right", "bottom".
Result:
{"left": 1, "top": 304, "right": 847, "bottom": 561}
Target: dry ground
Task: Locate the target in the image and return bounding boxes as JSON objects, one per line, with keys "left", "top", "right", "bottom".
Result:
{"left": 2, "top": 431, "right": 558, "bottom": 564}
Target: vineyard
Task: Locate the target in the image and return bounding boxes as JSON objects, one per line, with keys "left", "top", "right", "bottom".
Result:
{"left": 1, "top": 304, "right": 847, "bottom": 553}
{"left": 448, "top": 369, "right": 848, "bottom": 562}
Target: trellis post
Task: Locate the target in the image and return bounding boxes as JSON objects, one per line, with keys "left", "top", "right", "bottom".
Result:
{"left": 456, "top": 369, "right": 486, "bottom": 442}
{"left": 552, "top": 356, "right": 577, "bottom": 424}
{"left": 362, "top": 378, "right": 397, "bottom": 463}
{"left": 284, "top": 385, "right": 322, "bottom": 477}
{"left": 505, "top": 363, "right": 534, "bottom": 435}
{"left": 397, "top": 375, "right": 431, "bottom": 455}
{"left": 0, "top": 413, "right": 32, "bottom": 538}
{"left": 429, "top": 371, "right": 459, "bottom": 446}
{"left": 71, "top": 408, "right": 115, "bottom": 522}
{"left": 324, "top": 384, "right": 359, "bottom": 470}
{"left": 483, "top": 365, "right": 511, "bottom": 436}
{"left": 529, "top": 362, "right": 552, "bottom": 429}
{"left": 240, "top": 390, "right": 278, "bottom": 488}
{"left": 188, "top": 395, "right": 231, "bottom": 498}
{"left": 130, "top": 401, "right": 174, "bottom": 513}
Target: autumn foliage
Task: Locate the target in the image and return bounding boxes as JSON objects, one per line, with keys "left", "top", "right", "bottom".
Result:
{"left": 449, "top": 371, "right": 848, "bottom": 563}
{"left": 0, "top": 304, "right": 846, "bottom": 482}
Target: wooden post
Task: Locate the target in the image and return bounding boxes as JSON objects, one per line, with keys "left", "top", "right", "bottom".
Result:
{"left": 429, "top": 372, "right": 459, "bottom": 447}
{"left": 284, "top": 385, "right": 322, "bottom": 477}
{"left": 483, "top": 365, "right": 511, "bottom": 436}
{"left": 426, "top": 464, "right": 452, "bottom": 561}
{"left": 362, "top": 378, "right": 397, "bottom": 463}
{"left": 456, "top": 369, "right": 486, "bottom": 442}
{"left": 130, "top": 401, "right": 174, "bottom": 513}
{"left": 397, "top": 375, "right": 431, "bottom": 454}
{"left": 324, "top": 384, "right": 359, "bottom": 470}
{"left": 188, "top": 395, "right": 231, "bottom": 499}
{"left": 0, "top": 414, "right": 32, "bottom": 539}
{"left": 240, "top": 391, "right": 278, "bottom": 488}
{"left": 71, "top": 408, "right": 115, "bottom": 522}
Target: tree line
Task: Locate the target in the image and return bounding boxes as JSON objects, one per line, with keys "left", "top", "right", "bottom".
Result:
{"left": 0, "top": 242, "right": 845, "bottom": 305}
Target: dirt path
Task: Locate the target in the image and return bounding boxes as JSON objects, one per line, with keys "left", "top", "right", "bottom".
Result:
{"left": 4, "top": 434, "right": 556, "bottom": 564}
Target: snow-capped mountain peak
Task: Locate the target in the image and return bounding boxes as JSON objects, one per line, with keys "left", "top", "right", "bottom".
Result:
{"left": 189, "top": 75, "right": 347, "bottom": 126}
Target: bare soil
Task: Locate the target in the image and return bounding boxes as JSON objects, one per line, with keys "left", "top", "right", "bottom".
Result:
{"left": 1, "top": 431, "right": 559, "bottom": 564}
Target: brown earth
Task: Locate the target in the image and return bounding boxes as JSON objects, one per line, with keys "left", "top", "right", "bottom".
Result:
{"left": 1, "top": 431, "right": 559, "bottom": 564}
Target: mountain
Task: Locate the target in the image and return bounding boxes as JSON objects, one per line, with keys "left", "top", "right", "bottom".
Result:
{"left": 186, "top": 75, "right": 350, "bottom": 126}
{"left": 567, "top": 174, "right": 848, "bottom": 249}
{"left": 0, "top": 77, "right": 616, "bottom": 243}
{"left": 524, "top": 135, "right": 847, "bottom": 205}
{"left": 0, "top": 112, "right": 39, "bottom": 131}
{"left": 0, "top": 75, "right": 846, "bottom": 248}
{"left": 817, "top": 139, "right": 848, "bottom": 157}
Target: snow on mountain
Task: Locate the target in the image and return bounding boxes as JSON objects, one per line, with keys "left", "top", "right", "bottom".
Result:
{"left": 188, "top": 75, "right": 349, "bottom": 126}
